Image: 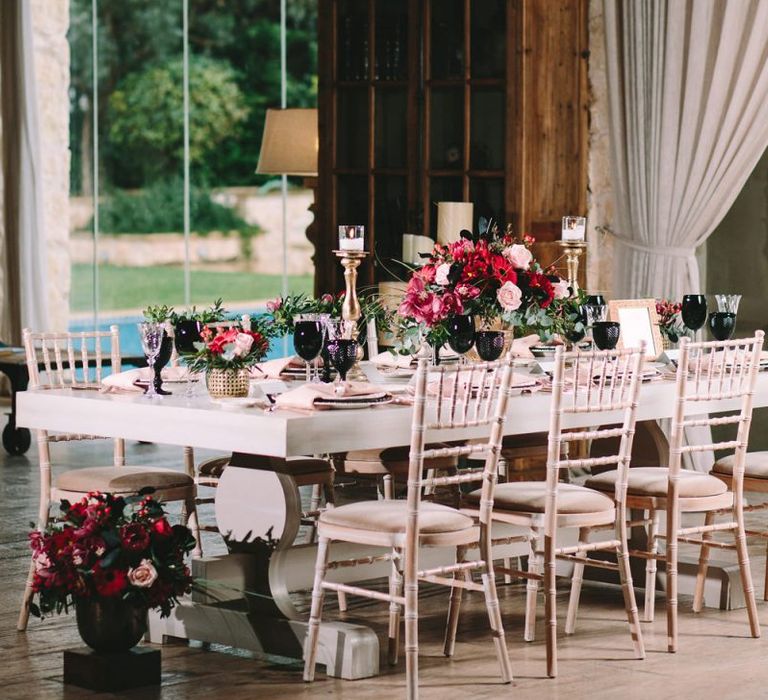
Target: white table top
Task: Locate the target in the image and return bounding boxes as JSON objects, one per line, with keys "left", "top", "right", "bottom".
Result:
{"left": 17, "top": 368, "right": 768, "bottom": 458}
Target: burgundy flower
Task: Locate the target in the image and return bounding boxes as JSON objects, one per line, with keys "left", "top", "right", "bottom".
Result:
{"left": 92, "top": 566, "right": 128, "bottom": 597}
{"left": 152, "top": 517, "right": 174, "bottom": 539}
{"left": 120, "top": 523, "right": 151, "bottom": 552}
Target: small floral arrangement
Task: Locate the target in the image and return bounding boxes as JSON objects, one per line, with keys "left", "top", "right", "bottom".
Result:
{"left": 656, "top": 299, "right": 689, "bottom": 343}
{"left": 169, "top": 298, "right": 227, "bottom": 326}
{"left": 28, "top": 491, "right": 195, "bottom": 619}
{"left": 187, "top": 324, "right": 270, "bottom": 373}
{"left": 396, "top": 223, "right": 575, "bottom": 346}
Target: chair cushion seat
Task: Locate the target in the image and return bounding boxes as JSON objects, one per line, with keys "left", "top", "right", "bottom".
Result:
{"left": 56, "top": 466, "right": 193, "bottom": 494}
{"left": 586, "top": 467, "right": 728, "bottom": 498}
{"left": 319, "top": 500, "right": 473, "bottom": 533}
{"left": 713, "top": 452, "right": 768, "bottom": 479}
{"left": 465, "top": 482, "right": 614, "bottom": 514}
{"left": 339, "top": 444, "right": 457, "bottom": 475}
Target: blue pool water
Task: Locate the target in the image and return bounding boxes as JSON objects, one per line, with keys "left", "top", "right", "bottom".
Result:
{"left": 68, "top": 307, "right": 287, "bottom": 366}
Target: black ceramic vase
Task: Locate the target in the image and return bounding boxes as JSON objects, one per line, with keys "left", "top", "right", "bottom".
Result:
{"left": 75, "top": 597, "right": 147, "bottom": 653}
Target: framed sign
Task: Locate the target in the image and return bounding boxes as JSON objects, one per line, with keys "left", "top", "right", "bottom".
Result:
{"left": 608, "top": 298, "right": 664, "bottom": 359}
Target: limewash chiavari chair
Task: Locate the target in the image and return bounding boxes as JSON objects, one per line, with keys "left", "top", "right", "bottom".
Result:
{"left": 304, "top": 355, "right": 517, "bottom": 699}
{"left": 582, "top": 332, "right": 764, "bottom": 652}
{"left": 17, "top": 326, "right": 200, "bottom": 631}
{"left": 458, "top": 344, "right": 647, "bottom": 678}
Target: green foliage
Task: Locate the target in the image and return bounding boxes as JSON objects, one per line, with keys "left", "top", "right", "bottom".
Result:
{"left": 170, "top": 299, "right": 227, "bottom": 325}
{"left": 108, "top": 56, "right": 248, "bottom": 182}
{"left": 93, "top": 179, "right": 262, "bottom": 246}
{"left": 143, "top": 304, "right": 174, "bottom": 323}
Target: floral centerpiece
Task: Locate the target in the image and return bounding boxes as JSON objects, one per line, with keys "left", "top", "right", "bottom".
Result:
{"left": 187, "top": 323, "right": 270, "bottom": 397}
{"left": 396, "top": 223, "right": 581, "bottom": 352}
{"left": 28, "top": 491, "right": 195, "bottom": 650}
{"left": 656, "top": 299, "right": 689, "bottom": 347}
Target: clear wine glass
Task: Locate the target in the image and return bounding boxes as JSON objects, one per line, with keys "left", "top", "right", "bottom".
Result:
{"left": 137, "top": 322, "right": 164, "bottom": 398}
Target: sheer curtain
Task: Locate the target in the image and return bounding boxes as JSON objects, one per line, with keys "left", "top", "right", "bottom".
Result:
{"left": 603, "top": 0, "right": 768, "bottom": 300}
{"left": 0, "top": 0, "right": 49, "bottom": 342}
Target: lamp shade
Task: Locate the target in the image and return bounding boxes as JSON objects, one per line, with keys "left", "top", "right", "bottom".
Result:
{"left": 256, "top": 108, "right": 318, "bottom": 176}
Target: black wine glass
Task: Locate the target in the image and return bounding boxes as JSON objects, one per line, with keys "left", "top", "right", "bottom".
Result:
{"left": 293, "top": 317, "right": 324, "bottom": 382}
{"left": 681, "top": 294, "right": 708, "bottom": 334}
{"left": 592, "top": 321, "right": 621, "bottom": 350}
{"left": 327, "top": 338, "right": 358, "bottom": 383}
{"left": 475, "top": 331, "right": 506, "bottom": 361}
{"left": 173, "top": 320, "right": 203, "bottom": 355}
{"left": 708, "top": 312, "right": 736, "bottom": 341}
{"left": 585, "top": 294, "right": 606, "bottom": 307}
{"left": 446, "top": 314, "right": 475, "bottom": 358}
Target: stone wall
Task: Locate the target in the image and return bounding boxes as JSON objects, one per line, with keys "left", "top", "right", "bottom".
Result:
{"left": 586, "top": 0, "right": 615, "bottom": 298}
{"left": 31, "top": 0, "right": 70, "bottom": 331}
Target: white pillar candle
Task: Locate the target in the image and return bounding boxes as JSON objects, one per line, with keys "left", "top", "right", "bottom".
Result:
{"left": 403, "top": 234, "right": 436, "bottom": 264}
{"left": 562, "top": 216, "right": 586, "bottom": 241}
{"left": 339, "top": 225, "right": 365, "bottom": 250}
{"left": 436, "top": 202, "right": 473, "bottom": 244}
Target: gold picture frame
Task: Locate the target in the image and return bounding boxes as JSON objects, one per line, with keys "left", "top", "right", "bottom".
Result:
{"left": 608, "top": 298, "right": 664, "bottom": 359}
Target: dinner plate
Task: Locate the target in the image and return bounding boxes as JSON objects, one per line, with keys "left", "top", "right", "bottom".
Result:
{"left": 315, "top": 393, "right": 394, "bottom": 409}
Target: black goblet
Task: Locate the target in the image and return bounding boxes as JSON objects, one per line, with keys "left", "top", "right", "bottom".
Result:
{"left": 327, "top": 338, "right": 358, "bottom": 382}
{"left": 592, "top": 321, "right": 621, "bottom": 350}
{"left": 153, "top": 332, "right": 174, "bottom": 395}
{"left": 681, "top": 294, "right": 708, "bottom": 333}
{"left": 585, "top": 294, "right": 606, "bottom": 307}
{"left": 173, "top": 320, "right": 203, "bottom": 355}
{"left": 708, "top": 312, "right": 736, "bottom": 341}
{"left": 447, "top": 314, "right": 475, "bottom": 356}
{"left": 475, "top": 331, "right": 506, "bottom": 361}
{"left": 293, "top": 319, "right": 324, "bottom": 382}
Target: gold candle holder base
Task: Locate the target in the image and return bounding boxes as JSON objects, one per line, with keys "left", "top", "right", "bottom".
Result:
{"left": 334, "top": 249, "right": 369, "bottom": 381}
{"left": 559, "top": 240, "right": 587, "bottom": 292}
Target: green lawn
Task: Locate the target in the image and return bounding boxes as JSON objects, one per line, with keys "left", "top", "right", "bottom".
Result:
{"left": 71, "top": 264, "right": 313, "bottom": 313}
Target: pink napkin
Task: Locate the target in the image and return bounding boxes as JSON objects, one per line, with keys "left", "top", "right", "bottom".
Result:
{"left": 510, "top": 334, "right": 540, "bottom": 359}
{"left": 274, "top": 381, "right": 386, "bottom": 411}
{"left": 101, "top": 366, "right": 191, "bottom": 393}
{"left": 252, "top": 356, "right": 306, "bottom": 379}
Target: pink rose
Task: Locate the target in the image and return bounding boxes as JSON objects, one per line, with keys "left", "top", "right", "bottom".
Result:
{"left": 127, "top": 559, "right": 158, "bottom": 588}
{"left": 497, "top": 281, "right": 523, "bottom": 311}
{"left": 552, "top": 279, "right": 571, "bottom": 299}
{"left": 435, "top": 263, "right": 451, "bottom": 286}
{"left": 232, "top": 332, "right": 255, "bottom": 357}
{"left": 266, "top": 298, "right": 281, "bottom": 313}
{"left": 503, "top": 244, "right": 533, "bottom": 270}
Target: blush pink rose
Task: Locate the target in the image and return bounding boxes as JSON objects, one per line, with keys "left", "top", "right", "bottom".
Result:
{"left": 233, "top": 332, "right": 255, "bottom": 357}
{"left": 503, "top": 244, "right": 533, "bottom": 270}
{"left": 435, "top": 263, "right": 451, "bottom": 286}
{"left": 497, "top": 281, "right": 523, "bottom": 311}
{"left": 127, "top": 559, "right": 158, "bottom": 588}
{"left": 552, "top": 279, "right": 571, "bottom": 299}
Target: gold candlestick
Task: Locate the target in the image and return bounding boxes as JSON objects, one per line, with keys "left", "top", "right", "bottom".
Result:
{"left": 559, "top": 240, "right": 587, "bottom": 292}
{"left": 334, "top": 249, "right": 369, "bottom": 379}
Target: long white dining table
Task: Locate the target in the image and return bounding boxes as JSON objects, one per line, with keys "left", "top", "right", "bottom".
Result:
{"left": 17, "top": 366, "right": 768, "bottom": 679}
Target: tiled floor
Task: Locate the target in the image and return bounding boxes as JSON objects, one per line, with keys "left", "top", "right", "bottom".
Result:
{"left": 3, "top": 439, "right": 768, "bottom": 699}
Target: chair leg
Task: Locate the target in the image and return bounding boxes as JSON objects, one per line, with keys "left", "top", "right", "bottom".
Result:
{"left": 481, "top": 555, "right": 513, "bottom": 683}
{"left": 544, "top": 534, "right": 557, "bottom": 678}
{"left": 303, "top": 536, "right": 331, "bottom": 682}
{"left": 692, "top": 511, "right": 715, "bottom": 613}
{"left": 734, "top": 510, "right": 761, "bottom": 638}
{"left": 388, "top": 547, "right": 404, "bottom": 665}
{"left": 764, "top": 538, "right": 768, "bottom": 602}
{"left": 404, "top": 547, "right": 419, "bottom": 700}
{"left": 565, "top": 526, "right": 590, "bottom": 635}
{"left": 17, "top": 558, "right": 37, "bottom": 632}
{"left": 320, "top": 478, "right": 348, "bottom": 614}
{"left": 306, "top": 483, "right": 323, "bottom": 545}
{"left": 666, "top": 499, "right": 679, "bottom": 653}
{"left": 524, "top": 530, "right": 541, "bottom": 642}
{"left": 443, "top": 545, "right": 466, "bottom": 657}
{"left": 184, "top": 494, "right": 203, "bottom": 559}
{"left": 382, "top": 474, "right": 394, "bottom": 500}
{"left": 644, "top": 509, "right": 660, "bottom": 622}
{"left": 19, "top": 479, "right": 51, "bottom": 631}
{"left": 616, "top": 533, "right": 645, "bottom": 660}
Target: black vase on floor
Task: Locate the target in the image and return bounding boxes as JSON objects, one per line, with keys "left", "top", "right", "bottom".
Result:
{"left": 152, "top": 333, "right": 173, "bottom": 395}
{"left": 75, "top": 597, "right": 147, "bottom": 653}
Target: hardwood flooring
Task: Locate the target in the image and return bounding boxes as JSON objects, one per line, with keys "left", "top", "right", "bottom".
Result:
{"left": 3, "top": 439, "right": 768, "bottom": 699}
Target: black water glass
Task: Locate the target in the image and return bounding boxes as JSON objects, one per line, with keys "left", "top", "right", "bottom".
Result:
{"left": 327, "top": 338, "right": 358, "bottom": 382}
{"left": 708, "top": 312, "right": 736, "bottom": 341}
{"left": 447, "top": 314, "right": 475, "bottom": 356}
{"left": 293, "top": 320, "right": 324, "bottom": 382}
{"left": 681, "top": 294, "right": 708, "bottom": 332}
{"left": 592, "top": 321, "right": 621, "bottom": 350}
{"left": 475, "top": 331, "right": 505, "bottom": 361}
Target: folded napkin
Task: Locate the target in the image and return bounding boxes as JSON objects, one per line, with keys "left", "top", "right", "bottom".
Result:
{"left": 252, "top": 355, "right": 306, "bottom": 379}
{"left": 371, "top": 351, "right": 414, "bottom": 369}
{"left": 274, "top": 381, "right": 386, "bottom": 411}
{"left": 101, "top": 366, "right": 191, "bottom": 393}
{"left": 510, "top": 334, "right": 541, "bottom": 359}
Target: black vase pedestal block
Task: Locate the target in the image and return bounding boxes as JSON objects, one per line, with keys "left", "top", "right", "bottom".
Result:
{"left": 63, "top": 646, "right": 161, "bottom": 691}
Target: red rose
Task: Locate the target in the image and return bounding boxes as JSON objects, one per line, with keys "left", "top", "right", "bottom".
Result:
{"left": 92, "top": 566, "right": 128, "bottom": 597}
{"left": 152, "top": 518, "right": 174, "bottom": 539}
{"left": 120, "top": 523, "right": 151, "bottom": 552}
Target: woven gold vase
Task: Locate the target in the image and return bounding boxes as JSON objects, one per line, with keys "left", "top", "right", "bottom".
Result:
{"left": 206, "top": 368, "right": 250, "bottom": 398}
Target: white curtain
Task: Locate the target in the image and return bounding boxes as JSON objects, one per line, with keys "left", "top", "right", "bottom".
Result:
{"left": 603, "top": 0, "right": 768, "bottom": 300}
{"left": 0, "top": 0, "right": 49, "bottom": 339}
